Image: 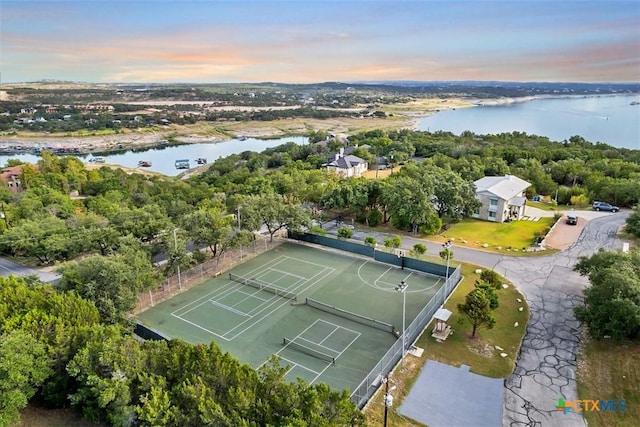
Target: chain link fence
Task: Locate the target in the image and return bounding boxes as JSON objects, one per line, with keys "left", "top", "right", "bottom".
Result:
{"left": 134, "top": 233, "right": 285, "bottom": 314}
{"left": 350, "top": 264, "right": 461, "bottom": 409}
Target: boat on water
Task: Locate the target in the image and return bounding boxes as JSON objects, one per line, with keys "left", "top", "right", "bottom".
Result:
{"left": 89, "top": 157, "right": 105, "bottom": 163}
{"left": 195, "top": 157, "right": 207, "bottom": 165}
{"left": 138, "top": 161, "right": 152, "bottom": 167}
{"left": 175, "top": 159, "right": 190, "bottom": 169}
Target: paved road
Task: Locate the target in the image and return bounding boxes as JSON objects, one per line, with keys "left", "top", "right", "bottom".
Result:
{"left": 326, "top": 210, "right": 627, "bottom": 426}
{"left": 0, "top": 256, "right": 60, "bottom": 283}
{"left": 501, "top": 212, "right": 627, "bottom": 427}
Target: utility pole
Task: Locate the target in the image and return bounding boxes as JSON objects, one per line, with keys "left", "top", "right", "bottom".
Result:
{"left": 173, "top": 228, "right": 182, "bottom": 290}
{"left": 383, "top": 376, "right": 395, "bottom": 427}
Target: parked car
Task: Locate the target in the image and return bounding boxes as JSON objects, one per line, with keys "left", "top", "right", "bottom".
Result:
{"left": 592, "top": 202, "right": 619, "bottom": 212}
{"left": 566, "top": 214, "right": 578, "bottom": 225}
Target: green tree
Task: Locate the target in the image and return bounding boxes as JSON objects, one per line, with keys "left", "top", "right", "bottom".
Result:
{"left": 57, "top": 254, "right": 143, "bottom": 323}
{"left": 479, "top": 269, "right": 503, "bottom": 289}
{"left": 240, "top": 194, "right": 312, "bottom": 241}
{"left": 625, "top": 205, "right": 640, "bottom": 238}
{"left": 475, "top": 281, "right": 499, "bottom": 310}
{"left": 574, "top": 249, "right": 640, "bottom": 340}
{"left": 181, "top": 208, "right": 234, "bottom": 257}
{"left": 0, "top": 331, "right": 52, "bottom": 427}
{"left": 383, "top": 175, "right": 437, "bottom": 235}
{"left": 457, "top": 288, "right": 496, "bottom": 338}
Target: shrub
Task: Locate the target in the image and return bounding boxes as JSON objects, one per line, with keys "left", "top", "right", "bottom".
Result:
{"left": 570, "top": 194, "right": 590, "bottom": 207}
{"left": 419, "top": 215, "right": 442, "bottom": 235}
{"left": 383, "top": 235, "right": 402, "bottom": 248}
{"left": 364, "top": 236, "right": 377, "bottom": 247}
{"left": 309, "top": 225, "right": 326, "bottom": 235}
{"left": 479, "top": 269, "right": 503, "bottom": 289}
{"left": 337, "top": 227, "right": 353, "bottom": 239}
{"left": 412, "top": 243, "right": 427, "bottom": 254}
{"left": 367, "top": 208, "right": 382, "bottom": 227}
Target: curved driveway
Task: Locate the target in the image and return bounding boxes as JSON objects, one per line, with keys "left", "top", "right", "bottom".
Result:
{"left": 345, "top": 211, "right": 627, "bottom": 426}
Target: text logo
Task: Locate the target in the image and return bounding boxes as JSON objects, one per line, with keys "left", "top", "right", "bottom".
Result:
{"left": 555, "top": 397, "right": 626, "bottom": 414}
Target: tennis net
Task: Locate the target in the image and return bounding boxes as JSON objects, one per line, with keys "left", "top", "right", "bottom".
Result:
{"left": 229, "top": 273, "right": 297, "bottom": 300}
{"left": 305, "top": 298, "right": 396, "bottom": 335}
{"left": 283, "top": 337, "right": 337, "bottom": 365}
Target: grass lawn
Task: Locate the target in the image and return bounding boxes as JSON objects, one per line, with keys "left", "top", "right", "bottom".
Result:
{"left": 439, "top": 217, "right": 556, "bottom": 252}
{"left": 577, "top": 336, "right": 640, "bottom": 427}
{"left": 364, "top": 263, "right": 529, "bottom": 426}
{"left": 361, "top": 166, "right": 403, "bottom": 179}
{"left": 527, "top": 200, "right": 561, "bottom": 212}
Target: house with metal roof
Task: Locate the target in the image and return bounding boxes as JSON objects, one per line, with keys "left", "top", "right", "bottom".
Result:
{"left": 473, "top": 175, "right": 531, "bottom": 222}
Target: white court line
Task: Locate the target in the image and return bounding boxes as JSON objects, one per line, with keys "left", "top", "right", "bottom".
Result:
{"left": 332, "top": 330, "right": 361, "bottom": 360}
{"left": 269, "top": 268, "right": 307, "bottom": 280}
{"left": 316, "top": 319, "right": 360, "bottom": 337}
{"left": 209, "top": 299, "right": 250, "bottom": 317}
{"left": 179, "top": 283, "right": 272, "bottom": 318}
{"left": 170, "top": 313, "right": 220, "bottom": 337}
{"left": 236, "top": 288, "right": 269, "bottom": 302}
{"left": 310, "top": 361, "right": 335, "bottom": 384}
{"left": 171, "top": 255, "right": 288, "bottom": 316}
{"left": 318, "top": 325, "right": 341, "bottom": 345}
{"left": 283, "top": 255, "right": 338, "bottom": 270}
{"left": 222, "top": 267, "right": 335, "bottom": 340}
{"left": 295, "top": 336, "right": 340, "bottom": 356}
{"left": 374, "top": 266, "right": 393, "bottom": 287}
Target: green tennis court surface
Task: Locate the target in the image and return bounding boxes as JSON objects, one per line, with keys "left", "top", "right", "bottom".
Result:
{"left": 137, "top": 242, "right": 444, "bottom": 392}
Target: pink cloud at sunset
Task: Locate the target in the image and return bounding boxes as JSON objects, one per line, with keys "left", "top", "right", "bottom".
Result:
{"left": 2, "top": 1, "right": 638, "bottom": 83}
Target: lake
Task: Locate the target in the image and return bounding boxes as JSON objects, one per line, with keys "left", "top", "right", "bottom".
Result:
{"left": 0, "top": 136, "right": 308, "bottom": 176}
{"left": 416, "top": 94, "right": 640, "bottom": 150}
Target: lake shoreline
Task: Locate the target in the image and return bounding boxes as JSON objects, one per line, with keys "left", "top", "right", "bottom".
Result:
{"left": 1, "top": 93, "right": 637, "bottom": 155}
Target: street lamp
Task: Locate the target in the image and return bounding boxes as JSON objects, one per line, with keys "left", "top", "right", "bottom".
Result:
{"left": 395, "top": 280, "right": 408, "bottom": 369}
{"left": 442, "top": 240, "right": 453, "bottom": 306}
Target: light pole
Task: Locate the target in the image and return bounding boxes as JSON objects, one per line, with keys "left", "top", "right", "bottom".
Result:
{"left": 395, "top": 280, "right": 408, "bottom": 369}
{"left": 442, "top": 240, "right": 453, "bottom": 306}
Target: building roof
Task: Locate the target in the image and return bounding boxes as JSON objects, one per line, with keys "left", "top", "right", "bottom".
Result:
{"left": 433, "top": 308, "right": 452, "bottom": 322}
{"left": 326, "top": 155, "right": 366, "bottom": 169}
{"left": 474, "top": 175, "right": 531, "bottom": 200}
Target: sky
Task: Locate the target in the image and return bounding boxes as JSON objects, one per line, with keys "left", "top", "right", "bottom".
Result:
{"left": 2, "top": 0, "right": 639, "bottom": 84}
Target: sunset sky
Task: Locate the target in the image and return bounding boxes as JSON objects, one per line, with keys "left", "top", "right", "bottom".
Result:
{"left": 2, "top": 0, "right": 639, "bottom": 84}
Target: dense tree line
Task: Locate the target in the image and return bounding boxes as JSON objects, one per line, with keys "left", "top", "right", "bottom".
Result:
{"left": 0, "top": 277, "right": 363, "bottom": 426}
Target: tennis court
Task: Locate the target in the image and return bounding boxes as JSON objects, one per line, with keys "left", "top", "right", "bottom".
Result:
{"left": 137, "top": 242, "right": 445, "bottom": 392}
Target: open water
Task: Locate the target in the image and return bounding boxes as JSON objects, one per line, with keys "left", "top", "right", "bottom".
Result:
{"left": 0, "top": 136, "right": 308, "bottom": 176}
{"left": 416, "top": 95, "right": 640, "bottom": 150}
